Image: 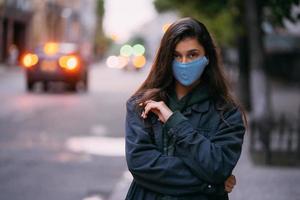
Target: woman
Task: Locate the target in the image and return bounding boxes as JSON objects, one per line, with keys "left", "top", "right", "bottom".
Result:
{"left": 125, "top": 17, "right": 246, "bottom": 200}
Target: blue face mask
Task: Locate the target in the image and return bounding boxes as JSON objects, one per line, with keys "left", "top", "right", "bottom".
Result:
{"left": 172, "top": 56, "right": 209, "bottom": 86}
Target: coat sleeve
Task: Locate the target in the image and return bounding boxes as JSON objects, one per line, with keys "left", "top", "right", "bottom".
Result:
{"left": 164, "top": 107, "right": 245, "bottom": 184}
{"left": 125, "top": 99, "right": 226, "bottom": 196}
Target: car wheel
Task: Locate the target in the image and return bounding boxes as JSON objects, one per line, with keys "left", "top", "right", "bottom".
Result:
{"left": 68, "top": 82, "right": 77, "bottom": 92}
{"left": 43, "top": 82, "right": 49, "bottom": 92}
{"left": 26, "top": 80, "right": 34, "bottom": 91}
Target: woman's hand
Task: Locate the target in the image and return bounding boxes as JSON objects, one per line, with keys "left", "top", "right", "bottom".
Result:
{"left": 140, "top": 100, "right": 173, "bottom": 123}
{"left": 225, "top": 174, "right": 236, "bottom": 193}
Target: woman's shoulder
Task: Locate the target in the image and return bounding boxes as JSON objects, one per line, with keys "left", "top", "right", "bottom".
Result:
{"left": 213, "top": 98, "right": 237, "bottom": 111}
{"left": 126, "top": 94, "right": 141, "bottom": 107}
{"left": 212, "top": 99, "right": 244, "bottom": 120}
{"left": 126, "top": 94, "right": 144, "bottom": 114}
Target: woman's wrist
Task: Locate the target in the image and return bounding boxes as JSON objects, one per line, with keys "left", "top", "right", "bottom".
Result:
{"left": 164, "top": 109, "right": 173, "bottom": 122}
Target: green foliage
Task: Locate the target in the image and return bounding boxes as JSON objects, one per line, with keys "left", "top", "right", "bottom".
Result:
{"left": 155, "top": 0, "right": 228, "bottom": 15}
{"left": 154, "top": 0, "right": 299, "bottom": 46}
{"left": 95, "top": 34, "right": 112, "bottom": 57}
{"left": 106, "top": 36, "right": 146, "bottom": 57}
{"left": 94, "top": 0, "right": 111, "bottom": 57}
{"left": 263, "top": 0, "right": 300, "bottom": 25}
{"left": 96, "top": 0, "right": 105, "bottom": 18}
{"left": 128, "top": 36, "right": 146, "bottom": 46}
{"left": 154, "top": 0, "right": 236, "bottom": 46}
{"left": 154, "top": 0, "right": 175, "bottom": 12}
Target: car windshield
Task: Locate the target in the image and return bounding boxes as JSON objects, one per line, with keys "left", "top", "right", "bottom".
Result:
{"left": 59, "top": 43, "right": 78, "bottom": 54}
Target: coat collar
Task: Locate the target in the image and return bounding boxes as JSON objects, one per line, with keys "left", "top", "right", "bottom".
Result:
{"left": 182, "top": 100, "right": 210, "bottom": 115}
{"left": 168, "top": 83, "right": 210, "bottom": 115}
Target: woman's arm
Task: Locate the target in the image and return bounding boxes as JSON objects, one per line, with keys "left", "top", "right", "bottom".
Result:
{"left": 125, "top": 99, "right": 226, "bottom": 196}
{"left": 164, "top": 107, "right": 245, "bottom": 184}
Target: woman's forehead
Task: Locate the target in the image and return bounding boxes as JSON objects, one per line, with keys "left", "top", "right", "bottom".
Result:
{"left": 175, "top": 37, "right": 204, "bottom": 53}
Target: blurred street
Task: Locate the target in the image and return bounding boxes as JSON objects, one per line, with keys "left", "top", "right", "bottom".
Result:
{"left": 0, "top": 60, "right": 300, "bottom": 200}
{"left": 0, "top": 62, "right": 149, "bottom": 200}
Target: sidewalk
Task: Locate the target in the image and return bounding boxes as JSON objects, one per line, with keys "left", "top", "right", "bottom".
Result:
{"left": 107, "top": 79, "right": 300, "bottom": 200}
{"left": 0, "top": 64, "right": 23, "bottom": 76}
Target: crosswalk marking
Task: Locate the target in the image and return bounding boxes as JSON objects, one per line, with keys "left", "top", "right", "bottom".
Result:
{"left": 66, "top": 136, "right": 125, "bottom": 157}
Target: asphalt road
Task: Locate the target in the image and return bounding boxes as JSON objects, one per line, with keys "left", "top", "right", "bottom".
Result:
{"left": 0, "top": 63, "right": 149, "bottom": 200}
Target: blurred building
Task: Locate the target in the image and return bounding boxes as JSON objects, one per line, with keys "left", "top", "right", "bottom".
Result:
{"left": 263, "top": 4, "right": 300, "bottom": 83}
{"left": 0, "top": 0, "right": 96, "bottom": 65}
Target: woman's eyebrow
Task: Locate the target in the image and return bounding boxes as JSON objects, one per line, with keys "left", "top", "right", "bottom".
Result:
{"left": 174, "top": 49, "right": 200, "bottom": 54}
{"left": 187, "top": 49, "right": 200, "bottom": 53}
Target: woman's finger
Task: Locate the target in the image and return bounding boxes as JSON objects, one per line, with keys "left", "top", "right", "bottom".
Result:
{"left": 151, "top": 109, "right": 161, "bottom": 118}
{"left": 226, "top": 178, "right": 234, "bottom": 185}
{"left": 144, "top": 102, "right": 155, "bottom": 115}
{"left": 225, "top": 183, "right": 234, "bottom": 192}
{"left": 141, "top": 100, "right": 171, "bottom": 122}
{"left": 225, "top": 183, "right": 234, "bottom": 188}
{"left": 228, "top": 175, "right": 236, "bottom": 185}
{"left": 225, "top": 186, "right": 233, "bottom": 193}
{"left": 144, "top": 99, "right": 155, "bottom": 105}
{"left": 225, "top": 175, "right": 236, "bottom": 186}
{"left": 142, "top": 102, "right": 160, "bottom": 118}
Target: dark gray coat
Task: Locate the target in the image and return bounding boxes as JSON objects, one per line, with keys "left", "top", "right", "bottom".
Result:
{"left": 125, "top": 88, "right": 245, "bottom": 200}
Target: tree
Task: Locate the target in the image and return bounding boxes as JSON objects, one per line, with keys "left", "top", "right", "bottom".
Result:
{"left": 94, "top": 0, "right": 111, "bottom": 59}
{"left": 154, "top": 0, "right": 237, "bottom": 46}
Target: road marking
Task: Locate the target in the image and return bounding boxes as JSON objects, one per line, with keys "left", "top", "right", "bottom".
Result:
{"left": 66, "top": 136, "right": 125, "bottom": 157}
{"left": 83, "top": 195, "right": 103, "bottom": 200}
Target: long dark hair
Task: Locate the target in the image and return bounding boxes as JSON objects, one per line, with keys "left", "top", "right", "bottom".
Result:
{"left": 132, "top": 17, "right": 246, "bottom": 124}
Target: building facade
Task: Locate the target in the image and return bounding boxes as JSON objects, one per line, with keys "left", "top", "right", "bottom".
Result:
{"left": 0, "top": 0, "right": 96, "bottom": 65}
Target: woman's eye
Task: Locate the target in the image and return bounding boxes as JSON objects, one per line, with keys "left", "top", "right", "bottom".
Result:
{"left": 174, "top": 55, "right": 182, "bottom": 61}
{"left": 188, "top": 53, "right": 197, "bottom": 59}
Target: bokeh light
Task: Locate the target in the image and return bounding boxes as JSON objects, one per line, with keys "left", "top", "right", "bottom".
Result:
{"left": 44, "top": 42, "right": 58, "bottom": 55}
{"left": 120, "top": 44, "right": 133, "bottom": 57}
{"left": 106, "top": 55, "right": 119, "bottom": 68}
{"left": 106, "top": 55, "right": 129, "bottom": 69}
{"left": 132, "top": 44, "right": 145, "bottom": 56}
{"left": 67, "top": 57, "right": 78, "bottom": 70}
{"left": 133, "top": 55, "right": 146, "bottom": 68}
{"left": 118, "top": 56, "right": 129, "bottom": 69}
{"left": 59, "top": 55, "right": 79, "bottom": 70}
{"left": 110, "top": 34, "right": 119, "bottom": 42}
{"left": 23, "top": 53, "right": 38, "bottom": 68}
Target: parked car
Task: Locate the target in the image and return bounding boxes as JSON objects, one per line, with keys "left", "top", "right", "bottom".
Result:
{"left": 21, "top": 42, "right": 88, "bottom": 92}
